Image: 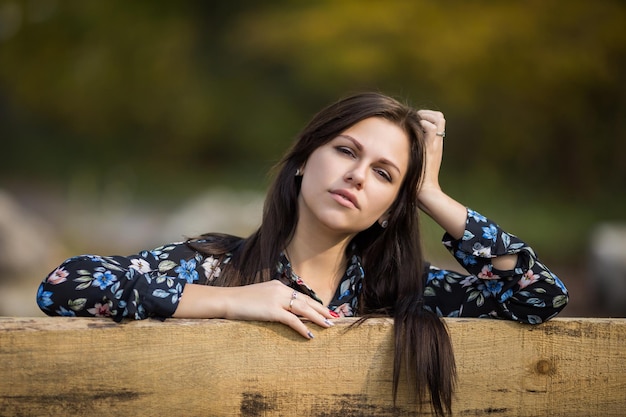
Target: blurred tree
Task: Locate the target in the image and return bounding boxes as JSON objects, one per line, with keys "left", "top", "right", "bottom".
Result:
{"left": 0, "top": 0, "right": 624, "bottom": 206}
{"left": 227, "top": 1, "right": 626, "bottom": 198}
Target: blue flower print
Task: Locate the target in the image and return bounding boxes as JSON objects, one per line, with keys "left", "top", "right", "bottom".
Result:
{"left": 338, "top": 278, "right": 353, "bottom": 300}
{"left": 554, "top": 275, "right": 568, "bottom": 294}
{"left": 92, "top": 270, "right": 116, "bottom": 290}
{"left": 427, "top": 269, "right": 447, "bottom": 284}
{"left": 467, "top": 209, "right": 487, "bottom": 223}
{"left": 175, "top": 259, "right": 199, "bottom": 283}
{"left": 485, "top": 280, "right": 503, "bottom": 295}
{"left": 462, "top": 230, "right": 475, "bottom": 241}
{"left": 474, "top": 282, "right": 492, "bottom": 299}
{"left": 482, "top": 224, "right": 498, "bottom": 243}
{"left": 36, "top": 285, "right": 54, "bottom": 310}
{"left": 455, "top": 250, "right": 477, "bottom": 266}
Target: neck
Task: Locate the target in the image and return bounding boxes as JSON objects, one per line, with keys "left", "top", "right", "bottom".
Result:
{"left": 285, "top": 220, "right": 354, "bottom": 305}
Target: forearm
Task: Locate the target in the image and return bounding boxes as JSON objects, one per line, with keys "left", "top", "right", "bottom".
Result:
{"left": 416, "top": 109, "right": 517, "bottom": 273}
{"left": 419, "top": 188, "right": 517, "bottom": 270}
{"left": 418, "top": 186, "right": 468, "bottom": 240}
{"left": 172, "top": 283, "right": 229, "bottom": 318}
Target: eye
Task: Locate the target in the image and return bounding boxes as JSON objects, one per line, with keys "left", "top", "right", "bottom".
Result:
{"left": 336, "top": 146, "right": 356, "bottom": 158}
{"left": 374, "top": 168, "right": 392, "bottom": 182}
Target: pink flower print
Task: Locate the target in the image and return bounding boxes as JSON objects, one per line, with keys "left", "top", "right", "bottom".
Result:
{"left": 518, "top": 270, "right": 540, "bottom": 289}
{"left": 478, "top": 265, "right": 500, "bottom": 280}
{"left": 47, "top": 267, "right": 69, "bottom": 285}
{"left": 334, "top": 303, "right": 353, "bottom": 317}
{"left": 86, "top": 302, "right": 111, "bottom": 317}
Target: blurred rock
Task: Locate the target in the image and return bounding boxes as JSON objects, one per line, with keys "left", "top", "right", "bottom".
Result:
{"left": 158, "top": 189, "right": 264, "bottom": 242}
{"left": 0, "top": 189, "right": 64, "bottom": 282}
{"left": 0, "top": 187, "right": 264, "bottom": 317}
{"left": 588, "top": 223, "right": 626, "bottom": 316}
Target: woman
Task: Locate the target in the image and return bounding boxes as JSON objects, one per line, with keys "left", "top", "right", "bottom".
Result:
{"left": 37, "top": 92, "right": 568, "bottom": 416}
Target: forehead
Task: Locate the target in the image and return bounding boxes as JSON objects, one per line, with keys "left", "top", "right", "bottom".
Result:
{"left": 338, "top": 117, "right": 410, "bottom": 170}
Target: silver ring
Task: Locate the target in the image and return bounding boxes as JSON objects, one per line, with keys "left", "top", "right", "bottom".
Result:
{"left": 288, "top": 291, "right": 298, "bottom": 311}
{"left": 436, "top": 131, "right": 445, "bottom": 138}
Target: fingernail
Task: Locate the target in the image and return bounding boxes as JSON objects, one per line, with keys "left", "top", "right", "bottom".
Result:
{"left": 324, "top": 318, "right": 334, "bottom": 327}
{"left": 307, "top": 331, "right": 315, "bottom": 339}
{"left": 329, "top": 311, "right": 340, "bottom": 318}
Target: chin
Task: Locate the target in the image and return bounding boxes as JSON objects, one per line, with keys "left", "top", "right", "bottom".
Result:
{"left": 320, "top": 219, "right": 371, "bottom": 235}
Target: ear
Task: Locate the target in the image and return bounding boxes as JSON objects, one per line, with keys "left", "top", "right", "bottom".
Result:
{"left": 295, "top": 164, "right": 306, "bottom": 177}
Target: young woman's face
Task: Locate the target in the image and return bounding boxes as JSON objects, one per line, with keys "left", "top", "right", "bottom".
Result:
{"left": 298, "top": 117, "right": 410, "bottom": 236}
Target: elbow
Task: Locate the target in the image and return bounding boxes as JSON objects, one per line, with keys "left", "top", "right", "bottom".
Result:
{"left": 36, "top": 258, "right": 85, "bottom": 317}
{"left": 502, "top": 273, "right": 569, "bottom": 325}
{"left": 36, "top": 280, "right": 57, "bottom": 315}
{"left": 515, "top": 287, "right": 569, "bottom": 325}
{"left": 545, "top": 273, "right": 569, "bottom": 320}
{"left": 521, "top": 265, "right": 569, "bottom": 324}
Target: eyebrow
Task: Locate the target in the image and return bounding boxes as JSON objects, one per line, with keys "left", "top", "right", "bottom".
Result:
{"left": 337, "top": 134, "right": 402, "bottom": 175}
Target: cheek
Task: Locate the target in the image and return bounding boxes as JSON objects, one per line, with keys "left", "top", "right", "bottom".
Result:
{"left": 300, "top": 152, "right": 336, "bottom": 191}
{"left": 299, "top": 169, "right": 322, "bottom": 196}
{"left": 378, "top": 190, "right": 398, "bottom": 213}
{"left": 370, "top": 187, "right": 400, "bottom": 216}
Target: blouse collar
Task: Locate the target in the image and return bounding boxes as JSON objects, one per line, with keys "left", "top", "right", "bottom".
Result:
{"left": 274, "top": 251, "right": 364, "bottom": 314}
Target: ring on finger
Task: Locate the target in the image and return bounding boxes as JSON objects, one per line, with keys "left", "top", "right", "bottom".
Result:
{"left": 288, "top": 291, "right": 298, "bottom": 311}
{"left": 436, "top": 131, "right": 445, "bottom": 138}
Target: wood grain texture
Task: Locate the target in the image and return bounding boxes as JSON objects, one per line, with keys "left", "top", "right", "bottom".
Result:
{"left": 1, "top": 317, "right": 624, "bottom": 416}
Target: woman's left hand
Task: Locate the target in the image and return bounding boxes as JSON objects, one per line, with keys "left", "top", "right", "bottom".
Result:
{"left": 417, "top": 109, "right": 446, "bottom": 197}
{"left": 415, "top": 109, "right": 467, "bottom": 240}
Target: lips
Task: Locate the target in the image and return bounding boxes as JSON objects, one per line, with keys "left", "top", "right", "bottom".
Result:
{"left": 330, "top": 189, "right": 359, "bottom": 209}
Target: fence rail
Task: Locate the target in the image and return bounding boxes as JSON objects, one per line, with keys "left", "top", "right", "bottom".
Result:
{"left": 1, "top": 317, "right": 624, "bottom": 416}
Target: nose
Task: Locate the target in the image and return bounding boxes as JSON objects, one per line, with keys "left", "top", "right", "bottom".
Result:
{"left": 344, "top": 164, "right": 366, "bottom": 189}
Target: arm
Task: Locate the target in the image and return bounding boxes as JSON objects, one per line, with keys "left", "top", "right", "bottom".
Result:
{"left": 424, "top": 209, "right": 569, "bottom": 323}
{"left": 173, "top": 280, "right": 335, "bottom": 339}
{"left": 37, "top": 241, "right": 335, "bottom": 339}
{"left": 416, "top": 110, "right": 568, "bottom": 322}
{"left": 36, "top": 242, "right": 200, "bottom": 321}
{"left": 416, "top": 110, "right": 517, "bottom": 271}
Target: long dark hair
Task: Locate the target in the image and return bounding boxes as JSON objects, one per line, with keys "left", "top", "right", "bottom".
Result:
{"left": 188, "top": 92, "right": 456, "bottom": 416}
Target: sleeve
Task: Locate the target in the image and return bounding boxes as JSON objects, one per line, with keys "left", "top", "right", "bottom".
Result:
{"left": 423, "top": 208, "right": 569, "bottom": 324}
{"left": 36, "top": 242, "right": 207, "bottom": 321}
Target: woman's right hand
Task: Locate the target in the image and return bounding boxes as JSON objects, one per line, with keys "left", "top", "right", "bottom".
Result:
{"left": 173, "top": 281, "right": 336, "bottom": 339}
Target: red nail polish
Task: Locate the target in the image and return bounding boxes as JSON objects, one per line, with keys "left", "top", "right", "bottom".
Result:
{"left": 329, "top": 311, "right": 340, "bottom": 318}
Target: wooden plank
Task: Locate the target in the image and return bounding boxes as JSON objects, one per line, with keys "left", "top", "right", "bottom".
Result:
{"left": 0, "top": 317, "right": 624, "bottom": 416}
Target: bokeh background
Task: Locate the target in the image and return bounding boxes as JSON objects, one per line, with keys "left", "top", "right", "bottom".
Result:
{"left": 1, "top": 0, "right": 625, "bottom": 317}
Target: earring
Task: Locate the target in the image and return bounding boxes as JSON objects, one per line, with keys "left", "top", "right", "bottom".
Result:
{"left": 295, "top": 168, "right": 302, "bottom": 176}
{"left": 380, "top": 220, "right": 388, "bottom": 228}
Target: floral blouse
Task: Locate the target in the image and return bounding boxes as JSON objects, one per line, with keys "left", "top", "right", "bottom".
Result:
{"left": 37, "top": 208, "right": 569, "bottom": 324}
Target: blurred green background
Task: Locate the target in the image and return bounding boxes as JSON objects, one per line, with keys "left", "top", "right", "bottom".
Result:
{"left": 1, "top": 0, "right": 625, "bottom": 317}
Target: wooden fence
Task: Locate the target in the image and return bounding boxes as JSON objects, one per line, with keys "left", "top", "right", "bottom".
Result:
{"left": 1, "top": 317, "right": 624, "bottom": 416}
